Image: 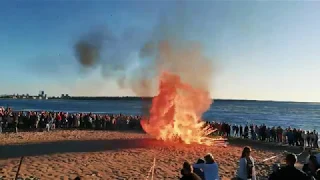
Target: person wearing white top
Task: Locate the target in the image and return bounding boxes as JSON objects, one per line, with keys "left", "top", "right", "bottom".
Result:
{"left": 237, "top": 147, "right": 256, "bottom": 180}
{"left": 193, "top": 153, "right": 219, "bottom": 180}
{"left": 302, "top": 131, "right": 307, "bottom": 150}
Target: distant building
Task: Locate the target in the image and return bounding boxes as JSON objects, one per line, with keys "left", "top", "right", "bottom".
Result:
{"left": 39, "top": 91, "right": 44, "bottom": 96}
{"left": 61, "top": 94, "right": 70, "bottom": 99}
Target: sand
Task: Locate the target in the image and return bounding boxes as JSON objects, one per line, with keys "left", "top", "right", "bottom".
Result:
{"left": 0, "top": 130, "right": 308, "bottom": 180}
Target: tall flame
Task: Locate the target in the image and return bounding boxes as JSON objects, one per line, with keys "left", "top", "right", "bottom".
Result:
{"left": 141, "top": 72, "right": 220, "bottom": 146}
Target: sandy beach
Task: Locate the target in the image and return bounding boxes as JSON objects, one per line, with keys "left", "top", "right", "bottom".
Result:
{"left": 0, "top": 130, "right": 307, "bottom": 180}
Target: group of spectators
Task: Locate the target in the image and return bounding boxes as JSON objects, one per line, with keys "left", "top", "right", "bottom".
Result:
{"left": 0, "top": 107, "right": 142, "bottom": 133}
{"left": 207, "top": 122, "right": 319, "bottom": 149}
{"left": 180, "top": 147, "right": 320, "bottom": 180}
{"left": 0, "top": 107, "right": 319, "bottom": 150}
{"left": 2, "top": 106, "right": 320, "bottom": 180}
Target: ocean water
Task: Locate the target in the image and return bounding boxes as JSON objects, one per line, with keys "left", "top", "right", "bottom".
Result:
{"left": 0, "top": 99, "right": 319, "bottom": 132}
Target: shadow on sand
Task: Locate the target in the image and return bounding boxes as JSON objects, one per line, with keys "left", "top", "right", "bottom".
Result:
{"left": 0, "top": 136, "right": 310, "bottom": 165}
{"left": 0, "top": 138, "right": 165, "bottom": 159}
{"left": 228, "top": 138, "right": 310, "bottom": 164}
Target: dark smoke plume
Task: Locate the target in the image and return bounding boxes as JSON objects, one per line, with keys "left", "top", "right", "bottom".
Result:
{"left": 74, "top": 41, "right": 100, "bottom": 67}
{"left": 73, "top": 2, "right": 215, "bottom": 98}
{"left": 74, "top": 27, "right": 114, "bottom": 69}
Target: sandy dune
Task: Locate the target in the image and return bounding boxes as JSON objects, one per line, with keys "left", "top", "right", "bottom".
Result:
{"left": 0, "top": 130, "right": 307, "bottom": 180}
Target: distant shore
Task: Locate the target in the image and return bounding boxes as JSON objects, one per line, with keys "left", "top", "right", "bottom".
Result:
{"left": 0, "top": 96, "right": 150, "bottom": 101}
{"left": 0, "top": 96, "right": 316, "bottom": 103}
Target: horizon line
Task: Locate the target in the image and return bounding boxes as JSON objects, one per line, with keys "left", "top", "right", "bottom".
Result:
{"left": 1, "top": 94, "right": 319, "bottom": 104}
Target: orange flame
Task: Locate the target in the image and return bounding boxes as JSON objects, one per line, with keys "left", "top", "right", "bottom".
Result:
{"left": 141, "top": 72, "right": 222, "bottom": 146}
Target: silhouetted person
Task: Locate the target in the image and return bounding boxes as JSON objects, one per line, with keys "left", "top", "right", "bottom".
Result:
{"left": 193, "top": 159, "right": 205, "bottom": 180}
{"left": 180, "top": 161, "right": 201, "bottom": 180}
{"left": 316, "top": 169, "right": 320, "bottom": 180}
{"left": 305, "top": 155, "right": 320, "bottom": 179}
{"left": 269, "top": 153, "right": 309, "bottom": 180}
{"left": 193, "top": 153, "right": 219, "bottom": 180}
{"left": 268, "top": 164, "right": 280, "bottom": 180}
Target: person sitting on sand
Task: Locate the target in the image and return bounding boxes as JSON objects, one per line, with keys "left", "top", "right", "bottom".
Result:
{"left": 316, "top": 153, "right": 320, "bottom": 167}
{"left": 303, "top": 150, "right": 313, "bottom": 173}
{"left": 193, "top": 158, "right": 205, "bottom": 180}
{"left": 269, "top": 153, "right": 309, "bottom": 180}
{"left": 193, "top": 153, "right": 219, "bottom": 180}
{"left": 306, "top": 155, "right": 320, "bottom": 179}
{"left": 316, "top": 169, "right": 320, "bottom": 180}
{"left": 268, "top": 164, "right": 280, "bottom": 180}
{"left": 180, "top": 161, "right": 201, "bottom": 180}
{"left": 236, "top": 146, "right": 256, "bottom": 180}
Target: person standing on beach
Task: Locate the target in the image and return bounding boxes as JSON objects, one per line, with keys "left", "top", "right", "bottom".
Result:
{"left": 244, "top": 125, "right": 249, "bottom": 139}
{"left": 0, "top": 109, "right": 3, "bottom": 133}
{"left": 312, "top": 130, "right": 318, "bottom": 148}
{"left": 276, "top": 126, "right": 283, "bottom": 143}
{"left": 307, "top": 131, "right": 311, "bottom": 147}
{"left": 236, "top": 125, "right": 239, "bottom": 137}
{"left": 236, "top": 146, "right": 256, "bottom": 180}
{"left": 303, "top": 131, "right": 308, "bottom": 149}
{"left": 261, "top": 124, "right": 266, "bottom": 141}
{"left": 310, "top": 132, "right": 315, "bottom": 148}
{"left": 55, "top": 112, "right": 62, "bottom": 128}
{"left": 12, "top": 112, "right": 18, "bottom": 133}
{"left": 287, "top": 129, "right": 295, "bottom": 146}
{"left": 315, "top": 131, "right": 319, "bottom": 148}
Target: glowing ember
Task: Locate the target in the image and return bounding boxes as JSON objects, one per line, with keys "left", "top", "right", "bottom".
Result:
{"left": 141, "top": 71, "right": 222, "bottom": 146}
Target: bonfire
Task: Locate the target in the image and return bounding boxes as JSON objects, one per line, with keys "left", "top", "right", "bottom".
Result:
{"left": 141, "top": 72, "right": 225, "bottom": 146}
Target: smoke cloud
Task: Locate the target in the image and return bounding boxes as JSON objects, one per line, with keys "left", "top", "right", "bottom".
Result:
{"left": 74, "top": 41, "right": 100, "bottom": 67}
{"left": 73, "top": 3, "right": 214, "bottom": 97}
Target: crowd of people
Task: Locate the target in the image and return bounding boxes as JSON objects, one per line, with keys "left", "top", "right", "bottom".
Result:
{"left": 207, "top": 122, "right": 319, "bottom": 149}
{"left": 1, "top": 106, "right": 320, "bottom": 180}
{"left": 0, "top": 107, "right": 143, "bottom": 133}
{"left": 1, "top": 106, "right": 319, "bottom": 149}
{"left": 180, "top": 147, "right": 320, "bottom": 180}
{"left": 0, "top": 107, "right": 319, "bottom": 150}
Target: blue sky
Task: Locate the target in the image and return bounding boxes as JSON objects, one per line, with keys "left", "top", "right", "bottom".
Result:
{"left": 0, "top": 0, "right": 320, "bottom": 102}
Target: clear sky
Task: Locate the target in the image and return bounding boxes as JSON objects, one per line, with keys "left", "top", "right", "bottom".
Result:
{"left": 0, "top": 0, "right": 320, "bottom": 102}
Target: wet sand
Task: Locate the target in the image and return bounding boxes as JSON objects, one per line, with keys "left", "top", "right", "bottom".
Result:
{"left": 0, "top": 130, "right": 307, "bottom": 180}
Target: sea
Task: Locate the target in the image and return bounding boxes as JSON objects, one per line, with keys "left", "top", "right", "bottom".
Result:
{"left": 0, "top": 99, "right": 320, "bottom": 133}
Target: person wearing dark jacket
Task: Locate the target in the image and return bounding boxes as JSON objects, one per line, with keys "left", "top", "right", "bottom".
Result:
{"left": 305, "top": 155, "right": 320, "bottom": 179}
{"left": 180, "top": 161, "right": 201, "bottom": 180}
{"left": 193, "top": 159, "right": 205, "bottom": 180}
{"left": 316, "top": 169, "right": 320, "bottom": 180}
{"left": 268, "top": 164, "right": 280, "bottom": 180}
{"left": 269, "top": 153, "right": 310, "bottom": 180}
